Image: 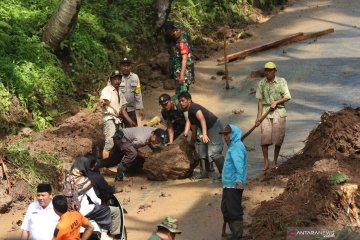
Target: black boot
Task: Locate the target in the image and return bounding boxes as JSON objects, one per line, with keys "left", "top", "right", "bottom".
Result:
{"left": 214, "top": 156, "right": 224, "bottom": 175}
{"left": 115, "top": 162, "right": 127, "bottom": 181}
{"left": 192, "top": 158, "right": 209, "bottom": 179}
{"left": 228, "top": 220, "right": 243, "bottom": 240}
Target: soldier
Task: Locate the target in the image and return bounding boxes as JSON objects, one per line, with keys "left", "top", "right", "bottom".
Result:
{"left": 164, "top": 22, "right": 195, "bottom": 94}
{"left": 148, "top": 216, "right": 182, "bottom": 240}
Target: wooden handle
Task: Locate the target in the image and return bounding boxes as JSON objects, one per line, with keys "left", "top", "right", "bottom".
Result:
{"left": 241, "top": 108, "right": 272, "bottom": 141}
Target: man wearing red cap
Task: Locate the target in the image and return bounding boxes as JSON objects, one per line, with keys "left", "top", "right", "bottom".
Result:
{"left": 255, "top": 62, "right": 291, "bottom": 171}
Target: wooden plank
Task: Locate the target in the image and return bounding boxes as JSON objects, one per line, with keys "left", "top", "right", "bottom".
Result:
{"left": 217, "top": 32, "right": 304, "bottom": 62}
{"left": 217, "top": 28, "right": 334, "bottom": 62}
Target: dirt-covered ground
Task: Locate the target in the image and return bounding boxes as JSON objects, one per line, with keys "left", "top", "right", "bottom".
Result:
{"left": 1, "top": 0, "right": 360, "bottom": 239}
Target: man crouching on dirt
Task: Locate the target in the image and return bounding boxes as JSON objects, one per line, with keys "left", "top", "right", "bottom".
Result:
{"left": 100, "top": 70, "right": 137, "bottom": 160}
{"left": 220, "top": 124, "right": 247, "bottom": 240}
{"left": 97, "top": 127, "right": 167, "bottom": 181}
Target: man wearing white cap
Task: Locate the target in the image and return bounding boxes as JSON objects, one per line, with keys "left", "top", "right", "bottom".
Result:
{"left": 255, "top": 62, "right": 291, "bottom": 171}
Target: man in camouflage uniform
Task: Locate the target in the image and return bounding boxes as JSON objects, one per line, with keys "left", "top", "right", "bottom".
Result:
{"left": 158, "top": 93, "right": 186, "bottom": 144}
{"left": 164, "top": 22, "right": 195, "bottom": 95}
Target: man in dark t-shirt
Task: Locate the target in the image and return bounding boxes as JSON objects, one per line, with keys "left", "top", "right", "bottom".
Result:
{"left": 178, "top": 91, "right": 224, "bottom": 178}
{"left": 159, "top": 93, "right": 186, "bottom": 144}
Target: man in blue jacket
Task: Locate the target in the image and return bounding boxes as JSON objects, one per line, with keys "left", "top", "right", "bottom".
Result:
{"left": 220, "top": 124, "right": 247, "bottom": 239}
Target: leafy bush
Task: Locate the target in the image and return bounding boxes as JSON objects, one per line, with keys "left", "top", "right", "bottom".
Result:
{"left": 4, "top": 141, "right": 63, "bottom": 191}
{"left": 0, "top": 0, "right": 71, "bottom": 130}
{"left": 328, "top": 171, "right": 348, "bottom": 185}
{"left": 170, "top": 0, "right": 253, "bottom": 38}
{"left": 0, "top": 0, "right": 266, "bottom": 132}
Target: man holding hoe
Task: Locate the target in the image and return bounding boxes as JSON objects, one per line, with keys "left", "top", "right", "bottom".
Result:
{"left": 255, "top": 62, "right": 291, "bottom": 171}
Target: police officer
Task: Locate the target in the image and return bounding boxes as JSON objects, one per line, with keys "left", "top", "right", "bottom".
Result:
{"left": 119, "top": 57, "right": 145, "bottom": 127}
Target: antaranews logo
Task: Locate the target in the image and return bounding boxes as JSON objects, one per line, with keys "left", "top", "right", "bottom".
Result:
{"left": 287, "top": 227, "right": 335, "bottom": 240}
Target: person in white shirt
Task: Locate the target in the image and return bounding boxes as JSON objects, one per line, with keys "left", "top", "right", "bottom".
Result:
{"left": 20, "top": 183, "right": 59, "bottom": 240}
{"left": 100, "top": 70, "right": 136, "bottom": 160}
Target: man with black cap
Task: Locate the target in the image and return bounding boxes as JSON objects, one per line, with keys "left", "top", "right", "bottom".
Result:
{"left": 119, "top": 57, "right": 145, "bottom": 127}
{"left": 220, "top": 124, "right": 247, "bottom": 239}
{"left": 100, "top": 69, "right": 137, "bottom": 160}
{"left": 148, "top": 216, "right": 182, "bottom": 240}
{"left": 20, "top": 183, "right": 59, "bottom": 240}
{"left": 159, "top": 93, "right": 186, "bottom": 144}
{"left": 97, "top": 126, "right": 167, "bottom": 181}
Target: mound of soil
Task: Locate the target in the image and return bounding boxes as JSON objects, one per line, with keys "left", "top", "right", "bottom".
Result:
{"left": 24, "top": 106, "right": 104, "bottom": 162}
{"left": 250, "top": 107, "right": 360, "bottom": 239}
{"left": 303, "top": 107, "right": 360, "bottom": 159}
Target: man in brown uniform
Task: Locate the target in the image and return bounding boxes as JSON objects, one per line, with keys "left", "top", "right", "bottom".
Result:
{"left": 255, "top": 62, "right": 291, "bottom": 171}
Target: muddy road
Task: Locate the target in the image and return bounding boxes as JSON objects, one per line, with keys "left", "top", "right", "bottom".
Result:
{"left": 1, "top": 0, "right": 360, "bottom": 239}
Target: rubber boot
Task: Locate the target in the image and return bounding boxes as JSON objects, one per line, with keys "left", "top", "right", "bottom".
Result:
{"left": 102, "top": 149, "right": 110, "bottom": 160}
{"left": 214, "top": 156, "right": 224, "bottom": 175}
{"left": 115, "top": 162, "right": 127, "bottom": 182}
{"left": 192, "top": 158, "right": 208, "bottom": 179}
{"left": 228, "top": 220, "right": 243, "bottom": 240}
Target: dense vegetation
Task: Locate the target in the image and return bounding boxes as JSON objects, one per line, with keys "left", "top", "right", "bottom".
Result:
{"left": 0, "top": 0, "right": 279, "bottom": 133}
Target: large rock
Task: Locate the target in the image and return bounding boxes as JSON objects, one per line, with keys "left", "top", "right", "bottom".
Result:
{"left": 143, "top": 144, "right": 197, "bottom": 181}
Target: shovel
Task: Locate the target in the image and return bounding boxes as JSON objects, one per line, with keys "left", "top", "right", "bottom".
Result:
{"left": 241, "top": 108, "right": 272, "bottom": 141}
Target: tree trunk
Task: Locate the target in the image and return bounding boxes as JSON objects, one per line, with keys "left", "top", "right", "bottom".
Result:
{"left": 153, "top": 0, "right": 173, "bottom": 31}
{"left": 42, "top": 0, "right": 82, "bottom": 52}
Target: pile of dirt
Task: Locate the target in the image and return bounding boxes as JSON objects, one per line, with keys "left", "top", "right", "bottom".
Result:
{"left": 302, "top": 107, "right": 360, "bottom": 159}
{"left": 23, "top": 106, "right": 104, "bottom": 162}
{"left": 250, "top": 107, "right": 360, "bottom": 239}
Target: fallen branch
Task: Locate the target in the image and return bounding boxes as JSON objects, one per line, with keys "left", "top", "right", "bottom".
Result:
{"left": 217, "top": 28, "right": 334, "bottom": 62}
{"left": 0, "top": 153, "right": 10, "bottom": 194}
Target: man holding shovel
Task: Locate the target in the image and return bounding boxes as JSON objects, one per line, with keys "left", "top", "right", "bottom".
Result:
{"left": 255, "top": 62, "right": 291, "bottom": 171}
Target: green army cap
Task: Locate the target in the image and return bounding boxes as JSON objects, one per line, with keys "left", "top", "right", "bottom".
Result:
{"left": 157, "top": 216, "right": 182, "bottom": 233}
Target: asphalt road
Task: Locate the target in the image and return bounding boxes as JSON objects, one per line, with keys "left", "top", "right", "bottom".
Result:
{"left": 193, "top": 0, "right": 360, "bottom": 176}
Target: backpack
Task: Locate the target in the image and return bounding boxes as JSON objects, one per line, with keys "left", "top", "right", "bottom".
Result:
{"left": 63, "top": 173, "right": 82, "bottom": 211}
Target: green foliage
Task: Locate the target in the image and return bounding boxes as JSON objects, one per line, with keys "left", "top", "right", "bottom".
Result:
{"left": 0, "top": 0, "right": 266, "bottom": 132}
{"left": 81, "top": 93, "right": 98, "bottom": 109}
{"left": 328, "top": 171, "right": 348, "bottom": 185}
{"left": 4, "top": 141, "right": 62, "bottom": 191}
{"left": 0, "top": 0, "right": 71, "bottom": 131}
{"left": 170, "top": 0, "right": 253, "bottom": 38}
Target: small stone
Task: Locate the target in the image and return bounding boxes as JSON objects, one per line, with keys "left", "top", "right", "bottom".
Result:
{"left": 232, "top": 109, "right": 244, "bottom": 115}
{"left": 216, "top": 70, "right": 225, "bottom": 76}
{"left": 210, "top": 76, "right": 217, "bottom": 80}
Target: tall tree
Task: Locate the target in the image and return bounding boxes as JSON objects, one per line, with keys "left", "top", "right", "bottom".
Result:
{"left": 153, "top": 0, "right": 173, "bottom": 31}
{"left": 42, "top": 0, "right": 82, "bottom": 52}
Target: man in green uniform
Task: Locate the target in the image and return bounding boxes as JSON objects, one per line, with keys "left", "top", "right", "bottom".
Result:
{"left": 164, "top": 22, "right": 195, "bottom": 94}
{"left": 148, "top": 216, "right": 182, "bottom": 240}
